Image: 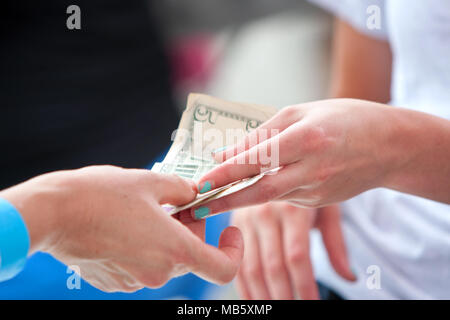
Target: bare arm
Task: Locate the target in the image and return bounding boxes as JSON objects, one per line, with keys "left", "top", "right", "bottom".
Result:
{"left": 330, "top": 18, "right": 392, "bottom": 102}
{"left": 331, "top": 19, "right": 450, "bottom": 202}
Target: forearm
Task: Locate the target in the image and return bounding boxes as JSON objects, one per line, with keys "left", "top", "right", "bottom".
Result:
{"left": 383, "top": 106, "right": 450, "bottom": 203}
{"left": 330, "top": 18, "right": 392, "bottom": 104}
{"left": 329, "top": 19, "right": 449, "bottom": 203}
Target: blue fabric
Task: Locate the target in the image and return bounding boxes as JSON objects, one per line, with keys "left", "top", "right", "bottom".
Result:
{"left": 0, "top": 198, "right": 30, "bottom": 281}
{"left": 0, "top": 151, "right": 230, "bottom": 299}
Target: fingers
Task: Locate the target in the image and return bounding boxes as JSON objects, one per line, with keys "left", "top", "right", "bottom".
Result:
{"left": 191, "top": 161, "right": 310, "bottom": 216}
{"left": 280, "top": 206, "right": 319, "bottom": 300}
{"left": 232, "top": 204, "right": 320, "bottom": 300}
{"left": 150, "top": 172, "right": 197, "bottom": 206}
{"left": 254, "top": 207, "right": 294, "bottom": 299}
{"left": 199, "top": 125, "right": 302, "bottom": 192}
{"left": 185, "top": 226, "right": 244, "bottom": 285}
{"left": 199, "top": 113, "right": 327, "bottom": 194}
{"left": 212, "top": 107, "right": 300, "bottom": 163}
{"left": 236, "top": 219, "right": 271, "bottom": 299}
{"left": 316, "top": 205, "right": 356, "bottom": 282}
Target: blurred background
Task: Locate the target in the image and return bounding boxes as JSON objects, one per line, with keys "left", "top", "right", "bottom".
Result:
{"left": 1, "top": 0, "right": 331, "bottom": 299}
{"left": 152, "top": 0, "right": 331, "bottom": 110}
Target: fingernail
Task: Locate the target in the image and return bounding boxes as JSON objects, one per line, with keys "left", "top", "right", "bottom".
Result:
{"left": 212, "top": 146, "right": 228, "bottom": 154}
{"left": 198, "top": 181, "right": 212, "bottom": 194}
{"left": 194, "top": 206, "right": 210, "bottom": 219}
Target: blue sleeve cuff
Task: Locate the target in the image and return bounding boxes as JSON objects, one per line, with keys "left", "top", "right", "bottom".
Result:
{"left": 0, "top": 198, "right": 30, "bottom": 281}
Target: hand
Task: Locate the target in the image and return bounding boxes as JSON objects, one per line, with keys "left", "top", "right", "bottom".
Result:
{"left": 194, "top": 99, "right": 400, "bottom": 214}
{"left": 231, "top": 202, "right": 355, "bottom": 300}
{"left": 0, "top": 166, "right": 243, "bottom": 292}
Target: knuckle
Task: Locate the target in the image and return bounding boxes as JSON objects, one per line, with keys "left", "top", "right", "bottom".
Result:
{"left": 313, "top": 166, "right": 333, "bottom": 183}
{"left": 172, "top": 175, "right": 195, "bottom": 194}
{"left": 265, "top": 259, "right": 284, "bottom": 277}
{"left": 244, "top": 264, "right": 263, "bottom": 282}
{"left": 171, "top": 173, "right": 189, "bottom": 186}
{"left": 299, "top": 125, "right": 328, "bottom": 154}
{"left": 281, "top": 105, "right": 300, "bottom": 118}
{"left": 122, "top": 286, "right": 143, "bottom": 293}
{"left": 258, "top": 207, "right": 275, "bottom": 222}
{"left": 119, "top": 282, "right": 142, "bottom": 293}
{"left": 138, "top": 268, "right": 170, "bottom": 288}
{"left": 101, "top": 287, "right": 117, "bottom": 293}
{"left": 286, "top": 245, "right": 308, "bottom": 267}
{"left": 143, "top": 274, "right": 169, "bottom": 288}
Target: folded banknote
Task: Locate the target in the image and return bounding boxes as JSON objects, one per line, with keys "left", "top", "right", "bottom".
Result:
{"left": 151, "top": 93, "right": 278, "bottom": 216}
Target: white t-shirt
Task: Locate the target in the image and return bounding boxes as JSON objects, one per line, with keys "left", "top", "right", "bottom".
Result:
{"left": 309, "top": 0, "right": 450, "bottom": 299}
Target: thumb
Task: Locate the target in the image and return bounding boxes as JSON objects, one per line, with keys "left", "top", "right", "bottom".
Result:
{"left": 316, "top": 205, "right": 356, "bottom": 282}
{"left": 185, "top": 226, "right": 244, "bottom": 285}
{"left": 151, "top": 173, "right": 197, "bottom": 206}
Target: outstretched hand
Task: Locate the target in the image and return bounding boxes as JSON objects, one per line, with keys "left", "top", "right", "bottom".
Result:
{"left": 1, "top": 166, "right": 244, "bottom": 292}
{"left": 193, "top": 99, "right": 397, "bottom": 216}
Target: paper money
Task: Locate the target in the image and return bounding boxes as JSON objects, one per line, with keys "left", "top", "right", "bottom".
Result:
{"left": 152, "top": 93, "right": 278, "bottom": 215}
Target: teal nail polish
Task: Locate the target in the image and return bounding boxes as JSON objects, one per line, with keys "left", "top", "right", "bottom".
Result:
{"left": 194, "top": 207, "right": 210, "bottom": 219}
{"left": 212, "top": 146, "right": 227, "bottom": 154}
{"left": 199, "top": 181, "right": 212, "bottom": 194}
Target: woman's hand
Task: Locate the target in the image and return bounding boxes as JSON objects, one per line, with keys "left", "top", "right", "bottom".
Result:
{"left": 193, "top": 98, "right": 450, "bottom": 216}
{"left": 231, "top": 202, "right": 355, "bottom": 300}
{"left": 193, "top": 99, "right": 407, "bottom": 214}
{"left": 0, "top": 166, "right": 243, "bottom": 292}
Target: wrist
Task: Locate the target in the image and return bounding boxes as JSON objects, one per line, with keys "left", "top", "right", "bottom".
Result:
{"left": 351, "top": 100, "right": 408, "bottom": 190}
{"left": 376, "top": 106, "right": 419, "bottom": 190}
{"left": 0, "top": 171, "right": 72, "bottom": 254}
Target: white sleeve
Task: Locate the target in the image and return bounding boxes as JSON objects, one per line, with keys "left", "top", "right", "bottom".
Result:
{"left": 308, "top": 0, "right": 389, "bottom": 40}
